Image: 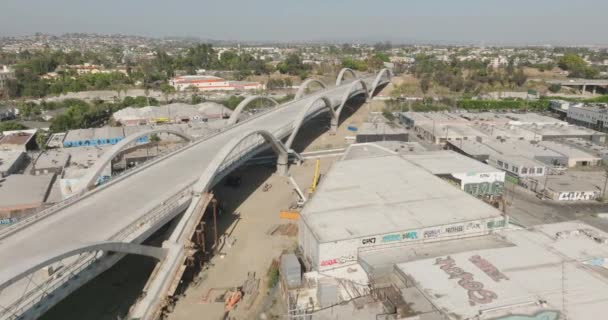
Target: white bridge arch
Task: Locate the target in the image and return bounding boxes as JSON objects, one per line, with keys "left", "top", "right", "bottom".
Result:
{"left": 76, "top": 129, "right": 194, "bottom": 194}
{"left": 226, "top": 96, "right": 279, "bottom": 126}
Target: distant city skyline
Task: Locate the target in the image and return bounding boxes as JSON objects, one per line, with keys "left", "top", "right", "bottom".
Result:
{"left": 1, "top": 0, "right": 607, "bottom": 45}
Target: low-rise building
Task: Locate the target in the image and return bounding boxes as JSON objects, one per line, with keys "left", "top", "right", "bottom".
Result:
{"left": 169, "top": 75, "right": 263, "bottom": 92}
{"left": 112, "top": 102, "right": 231, "bottom": 126}
{"left": 402, "top": 151, "right": 506, "bottom": 197}
{"left": 31, "top": 150, "right": 71, "bottom": 176}
{"left": 488, "top": 154, "right": 547, "bottom": 178}
{"left": 0, "top": 174, "right": 55, "bottom": 219}
{"left": 0, "top": 129, "right": 37, "bottom": 152}
{"left": 355, "top": 122, "right": 408, "bottom": 143}
{"left": 567, "top": 104, "right": 608, "bottom": 132}
{"left": 63, "top": 127, "right": 125, "bottom": 148}
{"left": 414, "top": 122, "right": 488, "bottom": 144}
{"left": 0, "top": 150, "right": 25, "bottom": 177}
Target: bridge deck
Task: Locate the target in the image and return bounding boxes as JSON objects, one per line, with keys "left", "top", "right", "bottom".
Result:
{"left": 0, "top": 76, "right": 380, "bottom": 299}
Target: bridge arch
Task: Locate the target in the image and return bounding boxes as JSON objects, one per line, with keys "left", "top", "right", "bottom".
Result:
{"left": 331, "top": 80, "right": 369, "bottom": 132}
{"left": 76, "top": 128, "right": 194, "bottom": 194}
{"left": 0, "top": 242, "right": 166, "bottom": 292}
{"left": 193, "top": 130, "right": 289, "bottom": 194}
{"left": 226, "top": 96, "right": 279, "bottom": 126}
{"left": 335, "top": 68, "right": 357, "bottom": 86}
{"left": 370, "top": 68, "right": 392, "bottom": 96}
{"left": 294, "top": 78, "right": 327, "bottom": 100}
{"left": 285, "top": 96, "right": 335, "bottom": 151}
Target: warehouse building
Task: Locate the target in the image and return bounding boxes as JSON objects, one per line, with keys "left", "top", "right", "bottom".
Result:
{"left": 355, "top": 122, "right": 408, "bottom": 143}
{"left": 112, "top": 102, "right": 231, "bottom": 126}
{"left": 488, "top": 154, "right": 546, "bottom": 178}
{"left": 402, "top": 151, "right": 505, "bottom": 197}
{"left": 298, "top": 144, "right": 508, "bottom": 273}
{"left": 567, "top": 104, "right": 608, "bottom": 132}
{"left": 169, "top": 75, "right": 263, "bottom": 92}
{"left": 63, "top": 127, "right": 125, "bottom": 148}
{"left": 414, "top": 122, "right": 488, "bottom": 144}
{"left": 395, "top": 221, "right": 608, "bottom": 320}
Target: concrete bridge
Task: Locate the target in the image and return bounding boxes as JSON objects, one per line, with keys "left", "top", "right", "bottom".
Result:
{"left": 0, "top": 68, "right": 391, "bottom": 320}
{"left": 547, "top": 79, "right": 608, "bottom": 95}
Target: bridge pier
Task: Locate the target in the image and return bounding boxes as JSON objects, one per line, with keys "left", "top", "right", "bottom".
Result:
{"left": 330, "top": 118, "right": 339, "bottom": 134}
{"left": 277, "top": 152, "right": 289, "bottom": 176}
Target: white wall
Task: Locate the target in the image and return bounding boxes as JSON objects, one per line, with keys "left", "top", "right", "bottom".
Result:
{"left": 313, "top": 217, "right": 509, "bottom": 272}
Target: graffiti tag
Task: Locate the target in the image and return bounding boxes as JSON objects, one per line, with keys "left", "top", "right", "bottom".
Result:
{"left": 435, "top": 256, "right": 498, "bottom": 306}
{"left": 361, "top": 237, "right": 376, "bottom": 245}
{"left": 469, "top": 255, "right": 509, "bottom": 282}
{"left": 382, "top": 234, "right": 401, "bottom": 243}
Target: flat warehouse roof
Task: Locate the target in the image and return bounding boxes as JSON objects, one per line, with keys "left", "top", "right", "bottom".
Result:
{"left": 396, "top": 221, "right": 608, "bottom": 320}
{"left": 401, "top": 150, "right": 501, "bottom": 175}
{"left": 300, "top": 153, "right": 504, "bottom": 243}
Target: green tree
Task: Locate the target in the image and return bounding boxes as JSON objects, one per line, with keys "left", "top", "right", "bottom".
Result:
{"left": 420, "top": 77, "right": 431, "bottom": 94}
{"left": 548, "top": 83, "right": 562, "bottom": 93}
{"left": 160, "top": 84, "right": 175, "bottom": 104}
{"left": 0, "top": 121, "right": 27, "bottom": 131}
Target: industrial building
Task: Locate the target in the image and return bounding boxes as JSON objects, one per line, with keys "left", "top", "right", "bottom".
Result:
{"left": 567, "top": 104, "right": 608, "bottom": 132}
{"left": 451, "top": 139, "right": 599, "bottom": 169}
{"left": 355, "top": 121, "right": 408, "bottom": 143}
{"left": 401, "top": 111, "right": 607, "bottom": 145}
{"left": 488, "top": 154, "right": 546, "bottom": 178}
{"left": 402, "top": 151, "right": 505, "bottom": 197}
{"left": 414, "top": 122, "right": 488, "bottom": 144}
{"left": 298, "top": 144, "right": 508, "bottom": 273}
{"left": 525, "top": 171, "right": 604, "bottom": 201}
{"left": 395, "top": 221, "right": 608, "bottom": 320}
{"left": 112, "top": 102, "right": 231, "bottom": 126}
{"left": 169, "top": 75, "right": 263, "bottom": 92}
{"left": 63, "top": 127, "right": 125, "bottom": 148}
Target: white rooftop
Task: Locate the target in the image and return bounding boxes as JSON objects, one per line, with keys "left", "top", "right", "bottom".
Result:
{"left": 301, "top": 153, "right": 504, "bottom": 243}
{"left": 401, "top": 150, "right": 501, "bottom": 175}
{"left": 396, "top": 221, "right": 608, "bottom": 320}
{"left": 0, "top": 150, "right": 23, "bottom": 174}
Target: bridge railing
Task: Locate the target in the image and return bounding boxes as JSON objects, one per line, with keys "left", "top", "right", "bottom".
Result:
{"left": 0, "top": 183, "right": 198, "bottom": 320}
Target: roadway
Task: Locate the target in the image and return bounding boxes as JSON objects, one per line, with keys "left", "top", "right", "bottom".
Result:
{"left": 0, "top": 72, "right": 387, "bottom": 318}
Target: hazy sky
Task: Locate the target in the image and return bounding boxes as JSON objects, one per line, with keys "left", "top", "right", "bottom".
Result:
{"left": 1, "top": 0, "right": 607, "bottom": 44}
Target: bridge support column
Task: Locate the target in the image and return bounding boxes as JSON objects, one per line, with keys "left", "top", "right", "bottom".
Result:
{"left": 330, "top": 117, "right": 339, "bottom": 134}
{"left": 582, "top": 84, "right": 587, "bottom": 94}
{"left": 277, "top": 152, "right": 289, "bottom": 176}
